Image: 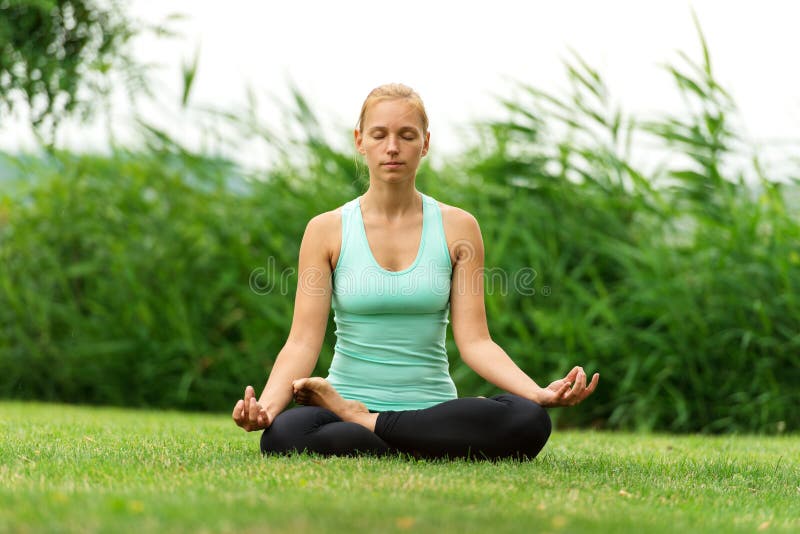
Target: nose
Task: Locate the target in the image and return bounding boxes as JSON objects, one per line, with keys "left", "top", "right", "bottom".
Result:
{"left": 386, "top": 135, "right": 400, "bottom": 156}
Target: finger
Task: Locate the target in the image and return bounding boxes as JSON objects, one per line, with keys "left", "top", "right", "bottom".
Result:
{"left": 249, "top": 397, "right": 260, "bottom": 422}
{"left": 256, "top": 410, "right": 265, "bottom": 427}
{"left": 244, "top": 386, "right": 256, "bottom": 419}
{"left": 555, "top": 380, "right": 571, "bottom": 399}
{"left": 249, "top": 401, "right": 257, "bottom": 422}
{"left": 570, "top": 368, "right": 587, "bottom": 398}
{"left": 564, "top": 366, "right": 580, "bottom": 383}
{"left": 232, "top": 399, "right": 244, "bottom": 423}
{"left": 583, "top": 373, "right": 600, "bottom": 397}
{"left": 574, "top": 372, "right": 599, "bottom": 402}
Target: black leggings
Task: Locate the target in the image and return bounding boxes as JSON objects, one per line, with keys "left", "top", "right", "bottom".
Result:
{"left": 260, "top": 394, "right": 551, "bottom": 461}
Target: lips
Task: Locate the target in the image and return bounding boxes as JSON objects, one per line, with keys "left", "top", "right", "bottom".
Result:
{"left": 383, "top": 162, "right": 403, "bottom": 167}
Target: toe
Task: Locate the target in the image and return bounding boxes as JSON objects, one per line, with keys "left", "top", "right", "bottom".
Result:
{"left": 292, "top": 378, "right": 306, "bottom": 391}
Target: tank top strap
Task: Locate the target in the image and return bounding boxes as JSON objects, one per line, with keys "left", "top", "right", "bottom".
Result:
{"left": 334, "top": 196, "right": 365, "bottom": 275}
{"left": 420, "top": 192, "right": 452, "bottom": 271}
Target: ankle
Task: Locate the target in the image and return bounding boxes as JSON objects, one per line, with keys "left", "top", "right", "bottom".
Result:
{"left": 347, "top": 411, "right": 378, "bottom": 432}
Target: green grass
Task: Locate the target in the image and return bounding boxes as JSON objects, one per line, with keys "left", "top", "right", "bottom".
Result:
{"left": 1, "top": 402, "right": 797, "bottom": 533}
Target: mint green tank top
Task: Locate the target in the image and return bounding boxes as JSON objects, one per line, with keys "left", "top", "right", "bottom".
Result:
{"left": 325, "top": 192, "right": 458, "bottom": 411}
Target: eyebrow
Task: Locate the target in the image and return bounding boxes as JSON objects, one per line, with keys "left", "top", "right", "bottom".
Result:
{"left": 367, "top": 126, "right": 419, "bottom": 133}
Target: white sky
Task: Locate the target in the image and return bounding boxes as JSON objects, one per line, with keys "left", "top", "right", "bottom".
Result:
{"left": 2, "top": 0, "right": 798, "bottom": 178}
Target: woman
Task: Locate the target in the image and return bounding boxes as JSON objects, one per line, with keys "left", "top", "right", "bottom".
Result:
{"left": 232, "top": 83, "right": 599, "bottom": 460}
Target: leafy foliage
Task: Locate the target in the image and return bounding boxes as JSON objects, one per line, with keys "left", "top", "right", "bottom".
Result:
{"left": 427, "top": 26, "right": 800, "bottom": 432}
{"left": 0, "top": 21, "right": 798, "bottom": 432}
{"left": 0, "top": 0, "right": 146, "bottom": 140}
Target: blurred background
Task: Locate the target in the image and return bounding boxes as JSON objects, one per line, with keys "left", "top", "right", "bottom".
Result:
{"left": 1, "top": 0, "right": 798, "bottom": 433}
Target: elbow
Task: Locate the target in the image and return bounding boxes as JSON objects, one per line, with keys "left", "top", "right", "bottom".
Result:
{"left": 455, "top": 336, "right": 493, "bottom": 362}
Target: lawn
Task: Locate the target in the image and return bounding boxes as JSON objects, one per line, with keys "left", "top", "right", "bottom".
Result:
{"left": 1, "top": 402, "right": 797, "bottom": 533}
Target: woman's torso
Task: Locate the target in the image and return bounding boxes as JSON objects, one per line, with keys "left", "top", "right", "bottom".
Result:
{"left": 322, "top": 191, "right": 463, "bottom": 411}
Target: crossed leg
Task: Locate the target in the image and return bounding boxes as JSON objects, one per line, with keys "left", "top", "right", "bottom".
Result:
{"left": 261, "top": 378, "right": 551, "bottom": 461}
{"left": 260, "top": 405, "right": 393, "bottom": 457}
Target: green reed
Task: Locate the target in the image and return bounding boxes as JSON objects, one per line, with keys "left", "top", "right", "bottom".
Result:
{"left": 0, "top": 22, "right": 797, "bottom": 432}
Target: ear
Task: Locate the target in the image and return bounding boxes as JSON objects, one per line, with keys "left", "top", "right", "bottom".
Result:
{"left": 421, "top": 130, "right": 431, "bottom": 157}
{"left": 354, "top": 128, "right": 365, "bottom": 154}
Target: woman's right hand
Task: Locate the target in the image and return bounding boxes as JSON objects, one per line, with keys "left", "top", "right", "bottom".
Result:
{"left": 232, "top": 385, "right": 273, "bottom": 431}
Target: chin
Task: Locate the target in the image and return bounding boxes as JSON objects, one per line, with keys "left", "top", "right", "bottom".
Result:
{"left": 380, "top": 174, "right": 412, "bottom": 183}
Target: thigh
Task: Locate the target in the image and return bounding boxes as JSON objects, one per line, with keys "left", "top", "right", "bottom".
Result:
{"left": 374, "top": 394, "right": 551, "bottom": 460}
{"left": 260, "top": 406, "right": 392, "bottom": 457}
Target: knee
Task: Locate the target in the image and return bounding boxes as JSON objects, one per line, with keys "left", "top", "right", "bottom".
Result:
{"left": 527, "top": 402, "right": 552, "bottom": 442}
{"left": 260, "top": 409, "right": 296, "bottom": 455}
{"left": 260, "top": 423, "right": 284, "bottom": 455}
{"left": 259, "top": 407, "right": 333, "bottom": 455}
{"left": 508, "top": 398, "right": 551, "bottom": 456}
{"left": 260, "top": 428, "right": 271, "bottom": 455}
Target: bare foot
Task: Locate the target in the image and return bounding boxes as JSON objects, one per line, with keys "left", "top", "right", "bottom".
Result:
{"left": 292, "top": 377, "right": 377, "bottom": 431}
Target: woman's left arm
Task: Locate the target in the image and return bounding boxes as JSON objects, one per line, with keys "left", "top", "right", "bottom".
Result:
{"left": 447, "top": 209, "right": 598, "bottom": 407}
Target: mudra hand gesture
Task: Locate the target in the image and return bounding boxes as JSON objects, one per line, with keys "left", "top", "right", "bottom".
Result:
{"left": 232, "top": 385, "right": 273, "bottom": 431}
{"left": 537, "top": 366, "right": 599, "bottom": 407}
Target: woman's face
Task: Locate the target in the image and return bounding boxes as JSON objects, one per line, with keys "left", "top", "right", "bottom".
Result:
{"left": 355, "top": 99, "right": 430, "bottom": 183}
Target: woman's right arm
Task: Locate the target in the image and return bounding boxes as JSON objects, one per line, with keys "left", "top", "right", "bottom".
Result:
{"left": 232, "top": 212, "right": 335, "bottom": 431}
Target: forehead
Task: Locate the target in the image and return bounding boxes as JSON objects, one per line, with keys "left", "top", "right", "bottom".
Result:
{"left": 364, "top": 99, "right": 423, "bottom": 130}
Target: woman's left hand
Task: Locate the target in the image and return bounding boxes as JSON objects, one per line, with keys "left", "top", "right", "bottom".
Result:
{"left": 536, "top": 366, "right": 599, "bottom": 407}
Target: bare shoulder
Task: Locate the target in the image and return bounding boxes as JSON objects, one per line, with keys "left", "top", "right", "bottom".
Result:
{"left": 436, "top": 201, "right": 482, "bottom": 264}
{"left": 304, "top": 206, "right": 343, "bottom": 271}
{"left": 306, "top": 207, "right": 341, "bottom": 231}
{"left": 437, "top": 201, "right": 480, "bottom": 236}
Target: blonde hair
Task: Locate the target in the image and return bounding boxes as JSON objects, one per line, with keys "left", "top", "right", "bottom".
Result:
{"left": 357, "top": 83, "right": 429, "bottom": 135}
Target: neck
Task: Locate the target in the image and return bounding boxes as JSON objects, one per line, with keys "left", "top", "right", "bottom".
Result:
{"left": 360, "top": 183, "right": 421, "bottom": 221}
